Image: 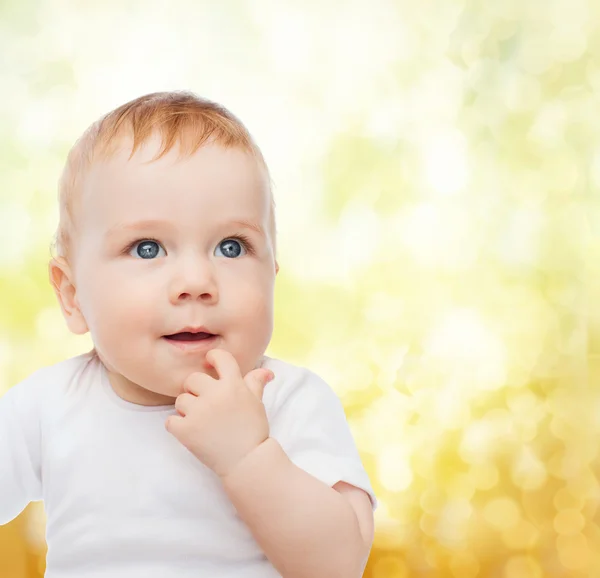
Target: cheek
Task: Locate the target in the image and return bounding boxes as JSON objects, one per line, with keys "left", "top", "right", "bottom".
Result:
{"left": 78, "top": 268, "right": 155, "bottom": 333}
{"left": 241, "top": 293, "right": 274, "bottom": 346}
{"left": 228, "top": 273, "right": 274, "bottom": 319}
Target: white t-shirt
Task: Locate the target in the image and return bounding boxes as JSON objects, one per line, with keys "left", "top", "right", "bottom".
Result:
{"left": 0, "top": 350, "right": 377, "bottom": 577}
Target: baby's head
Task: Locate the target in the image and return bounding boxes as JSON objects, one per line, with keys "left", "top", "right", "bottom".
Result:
{"left": 49, "top": 91, "right": 279, "bottom": 405}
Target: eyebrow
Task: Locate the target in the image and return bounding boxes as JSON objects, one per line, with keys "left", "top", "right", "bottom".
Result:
{"left": 106, "top": 218, "right": 265, "bottom": 238}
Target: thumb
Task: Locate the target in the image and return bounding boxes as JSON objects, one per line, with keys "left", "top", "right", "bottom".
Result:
{"left": 245, "top": 368, "right": 275, "bottom": 400}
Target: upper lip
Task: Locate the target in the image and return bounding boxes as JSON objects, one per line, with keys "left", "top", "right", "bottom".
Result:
{"left": 164, "top": 326, "right": 216, "bottom": 336}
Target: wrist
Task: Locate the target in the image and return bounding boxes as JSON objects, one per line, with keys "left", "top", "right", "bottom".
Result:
{"left": 220, "top": 437, "right": 285, "bottom": 485}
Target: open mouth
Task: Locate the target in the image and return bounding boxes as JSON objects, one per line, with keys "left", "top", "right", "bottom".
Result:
{"left": 164, "top": 332, "right": 216, "bottom": 341}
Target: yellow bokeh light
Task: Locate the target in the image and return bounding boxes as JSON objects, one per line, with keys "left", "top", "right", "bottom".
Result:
{"left": 511, "top": 446, "right": 548, "bottom": 490}
{"left": 504, "top": 555, "right": 543, "bottom": 578}
{"left": 449, "top": 550, "right": 479, "bottom": 578}
{"left": 377, "top": 443, "right": 414, "bottom": 492}
{"left": 483, "top": 497, "right": 521, "bottom": 531}
{"left": 557, "top": 533, "right": 590, "bottom": 570}
{"left": 501, "top": 519, "right": 540, "bottom": 550}
{"left": 554, "top": 508, "right": 586, "bottom": 535}
{"left": 373, "top": 554, "right": 409, "bottom": 578}
{"left": 422, "top": 129, "right": 470, "bottom": 195}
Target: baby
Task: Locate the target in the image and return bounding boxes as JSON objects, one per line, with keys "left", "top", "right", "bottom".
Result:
{"left": 0, "top": 91, "right": 377, "bottom": 577}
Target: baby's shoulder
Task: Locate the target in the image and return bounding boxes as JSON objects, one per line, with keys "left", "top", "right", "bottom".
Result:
{"left": 261, "top": 355, "right": 327, "bottom": 387}
{"left": 6, "top": 350, "right": 97, "bottom": 409}
{"left": 260, "top": 355, "right": 340, "bottom": 411}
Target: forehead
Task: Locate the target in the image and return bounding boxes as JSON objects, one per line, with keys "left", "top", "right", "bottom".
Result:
{"left": 79, "top": 136, "right": 270, "bottom": 231}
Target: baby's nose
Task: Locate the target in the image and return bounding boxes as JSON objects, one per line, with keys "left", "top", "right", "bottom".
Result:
{"left": 168, "top": 261, "right": 219, "bottom": 304}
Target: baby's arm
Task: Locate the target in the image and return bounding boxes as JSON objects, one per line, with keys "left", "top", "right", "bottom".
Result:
{"left": 220, "top": 437, "right": 372, "bottom": 578}
{"left": 0, "top": 383, "right": 42, "bottom": 525}
{"left": 216, "top": 366, "right": 376, "bottom": 578}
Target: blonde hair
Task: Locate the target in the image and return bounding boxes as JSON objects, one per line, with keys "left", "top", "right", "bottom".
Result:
{"left": 52, "top": 90, "right": 276, "bottom": 264}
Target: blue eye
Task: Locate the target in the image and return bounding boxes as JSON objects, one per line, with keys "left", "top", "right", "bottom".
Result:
{"left": 125, "top": 235, "right": 253, "bottom": 259}
{"left": 129, "top": 240, "right": 166, "bottom": 259}
{"left": 215, "top": 238, "right": 247, "bottom": 259}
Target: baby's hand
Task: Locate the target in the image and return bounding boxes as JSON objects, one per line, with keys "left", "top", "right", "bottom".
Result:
{"left": 165, "top": 349, "right": 275, "bottom": 478}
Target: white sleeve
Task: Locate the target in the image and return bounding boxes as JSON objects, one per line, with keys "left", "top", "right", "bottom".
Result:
{"left": 269, "top": 371, "right": 378, "bottom": 512}
{"left": 0, "top": 382, "right": 43, "bottom": 525}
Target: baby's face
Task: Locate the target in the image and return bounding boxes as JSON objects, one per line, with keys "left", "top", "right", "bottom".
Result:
{"left": 71, "top": 136, "right": 277, "bottom": 404}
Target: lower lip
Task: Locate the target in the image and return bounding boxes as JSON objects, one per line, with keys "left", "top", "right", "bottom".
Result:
{"left": 162, "top": 335, "right": 219, "bottom": 353}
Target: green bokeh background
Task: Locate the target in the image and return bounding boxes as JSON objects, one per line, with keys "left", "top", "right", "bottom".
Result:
{"left": 1, "top": 1, "right": 600, "bottom": 576}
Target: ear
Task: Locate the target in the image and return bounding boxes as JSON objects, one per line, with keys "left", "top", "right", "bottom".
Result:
{"left": 275, "top": 260, "right": 279, "bottom": 275}
{"left": 48, "top": 257, "right": 89, "bottom": 335}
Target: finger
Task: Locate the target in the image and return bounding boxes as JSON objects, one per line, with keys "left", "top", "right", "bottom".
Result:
{"left": 165, "top": 414, "right": 185, "bottom": 435}
{"left": 205, "top": 349, "right": 242, "bottom": 383}
{"left": 174, "top": 392, "right": 196, "bottom": 416}
{"left": 183, "top": 372, "right": 212, "bottom": 396}
{"left": 244, "top": 368, "right": 275, "bottom": 400}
